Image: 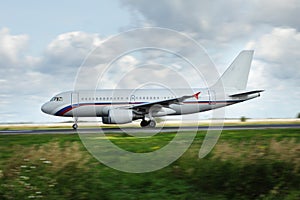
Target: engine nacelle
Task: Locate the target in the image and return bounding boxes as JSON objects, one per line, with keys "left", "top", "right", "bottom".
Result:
{"left": 102, "top": 108, "right": 133, "bottom": 124}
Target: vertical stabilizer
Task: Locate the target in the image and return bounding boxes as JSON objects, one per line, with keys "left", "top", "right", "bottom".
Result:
{"left": 213, "top": 50, "right": 254, "bottom": 91}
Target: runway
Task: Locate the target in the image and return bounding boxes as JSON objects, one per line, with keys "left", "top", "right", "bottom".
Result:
{"left": 1, "top": 124, "right": 300, "bottom": 135}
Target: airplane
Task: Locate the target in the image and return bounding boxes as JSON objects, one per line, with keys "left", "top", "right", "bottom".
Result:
{"left": 41, "top": 50, "right": 263, "bottom": 129}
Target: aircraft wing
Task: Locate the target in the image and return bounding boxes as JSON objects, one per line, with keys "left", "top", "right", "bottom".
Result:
{"left": 130, "top": 92, "right": 200, "bottom": 114}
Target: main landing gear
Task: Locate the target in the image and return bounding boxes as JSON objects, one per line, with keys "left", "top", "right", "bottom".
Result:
{"left": 140, "top": 119, "right": 156, "bottom": 128}
{"left": 140, "top": 107, "right": 156, "bottom": 128}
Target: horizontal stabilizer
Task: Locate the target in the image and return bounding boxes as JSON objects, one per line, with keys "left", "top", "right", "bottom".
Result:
{"left": 229, "top": 90, "right": 264, "bottom": 97}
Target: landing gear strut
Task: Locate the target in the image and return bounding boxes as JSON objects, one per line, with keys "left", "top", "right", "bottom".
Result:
{"left": 72, "top": 117, "right": 78, "bottom": 130}
{"left": 140, "top": 119, "right": 156, "bottom": 128}
{"left": 140, "top": 107, "right": 157, "bottom": 128}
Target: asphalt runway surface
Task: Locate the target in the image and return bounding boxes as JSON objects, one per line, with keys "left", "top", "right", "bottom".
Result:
{"left": 1, "top": 124, "right": 300, "bottom": 135}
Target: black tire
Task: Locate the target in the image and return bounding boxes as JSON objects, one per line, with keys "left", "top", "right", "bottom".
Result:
{"left": 140, "top": 120, "right": 149, "bottom": 127}
{"left": 72, "top": 124, "right": 78, "bottom": 130}
{"left": 148, "top": 120, "right": 156, "bottom": 128}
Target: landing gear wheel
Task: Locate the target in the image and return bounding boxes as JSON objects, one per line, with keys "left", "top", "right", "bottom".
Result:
{"left": 140, "top": 120, "right": 149, "bottom": 127}
{"left": 72, "top": 123, "right": 78, "bottom": 130}
{"left": 148, "top": 120, "right": 156, "bottom": 128}
{"left": 140, "top": 120, "right": 156, "bottom": 128}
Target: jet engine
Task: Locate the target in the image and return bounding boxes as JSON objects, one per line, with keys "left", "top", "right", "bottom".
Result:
{"left": 102, "top": 108, "right": 133, "bottom": 124}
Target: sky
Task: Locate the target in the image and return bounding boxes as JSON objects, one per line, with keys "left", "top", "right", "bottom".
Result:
{"left": 0, "top": 0, "right": 300, "bottom": 123}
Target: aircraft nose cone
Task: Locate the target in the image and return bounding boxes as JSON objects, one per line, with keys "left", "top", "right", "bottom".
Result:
{"left": 41, "top": 102, "right": 51, "bottom": 114}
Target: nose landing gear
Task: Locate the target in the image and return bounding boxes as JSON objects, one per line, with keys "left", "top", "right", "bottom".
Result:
{"left": 72, "top": 123, "right": 78, "bottom": 130}
{"left": 72, "top": 117, "right": 78, "bottom": 130}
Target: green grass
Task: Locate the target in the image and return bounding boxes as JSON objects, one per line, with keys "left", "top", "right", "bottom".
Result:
{"left": 0, "top": 129, "right": 300, "bottom": 199}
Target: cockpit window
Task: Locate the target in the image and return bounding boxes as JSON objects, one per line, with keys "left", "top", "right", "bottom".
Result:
{"left": 50, "top": 97, "right": 63, "bottom": 101}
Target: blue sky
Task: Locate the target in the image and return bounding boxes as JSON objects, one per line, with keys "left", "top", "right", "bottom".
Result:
{"left": 1, "top": 0, "right": 300, "bottom": 122}
{"left": 0, "top": 1, "right": 130, "bottom": 54}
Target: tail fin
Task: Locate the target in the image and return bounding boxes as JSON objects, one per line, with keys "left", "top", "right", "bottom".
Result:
{"left": 213, "top": 50, "right": 254, "bottom": 91}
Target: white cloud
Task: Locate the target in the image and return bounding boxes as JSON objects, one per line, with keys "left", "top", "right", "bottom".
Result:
{"left": 247, "top": 27, "right": 300, "bottom": 87}
{"left": 251, "top": 0, "right": 300, "bottom": 29}
{"left": 122, "top": 0, "right": 252, "bottom": 41}
{"left": 43, "top": 31, "right": 102, "bottom": 74}
{"left": 0, "top": 28, "right": 28, "bottom": 65}
{"left": 1, "top": 1, "right": 300, "bottom": 122}
{"left": 119, "top": 0, "right": 300, "bottom": 118}
{"left": 240, "top": 27, "right": 300, "bottom": 118}
{"left": 122, "top": 0, "right": 300, "bottom": 34}
{"left": 0, "top": 28, "right": 105, "bottom": 122}
{"left": 73, "top": 28, "right": 219, "bottom": 92}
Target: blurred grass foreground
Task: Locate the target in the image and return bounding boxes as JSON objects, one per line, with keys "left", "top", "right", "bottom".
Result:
{"left": 0, "top": 129, "right": 299, "bottom": 200}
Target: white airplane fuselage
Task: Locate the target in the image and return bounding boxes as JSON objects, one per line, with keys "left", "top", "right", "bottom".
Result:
{"left": 41, "top": 50, "right": 263, "bottom": 128}
{"left": 41, "top": 88, "right": 259, "bottom": 117}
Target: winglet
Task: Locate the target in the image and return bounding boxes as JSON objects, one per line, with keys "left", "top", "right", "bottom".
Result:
{"left": 193, "top": 92, "right": 201, "bottom": 100}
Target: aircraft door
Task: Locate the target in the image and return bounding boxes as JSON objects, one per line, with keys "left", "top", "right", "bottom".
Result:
{"left": 208, "top": 90, "right": 216, "bottom": 105}
{"left": 71, "top": 92, "right": 79, "bottom": 107}
{"left": 130, "top": 95, "right": 136, "bottom": 104}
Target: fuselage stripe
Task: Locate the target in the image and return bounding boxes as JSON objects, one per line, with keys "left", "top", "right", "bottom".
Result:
{"left": 54, "top": 100, "right": 243, "bottom": 116}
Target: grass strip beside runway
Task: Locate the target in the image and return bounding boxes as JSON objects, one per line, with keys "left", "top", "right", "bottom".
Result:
{"left": 0, "top": 129, "right": 299, "bottom": 199}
